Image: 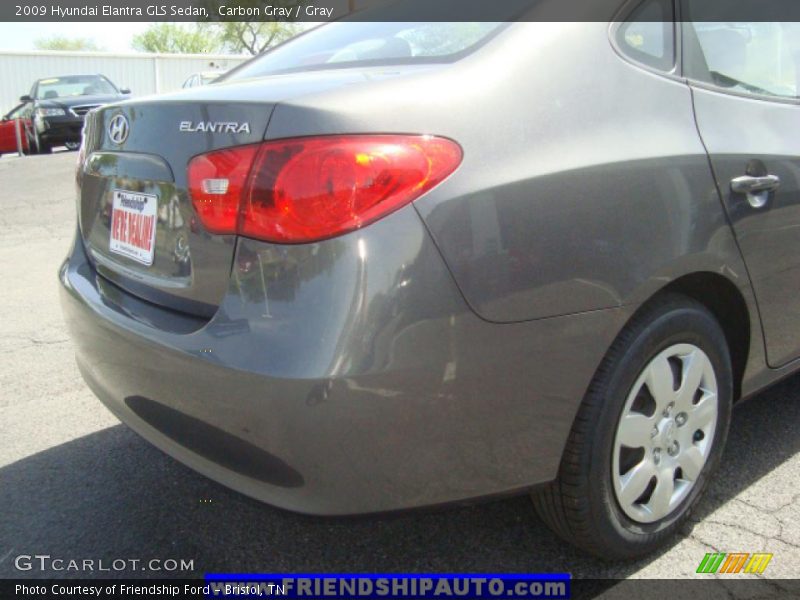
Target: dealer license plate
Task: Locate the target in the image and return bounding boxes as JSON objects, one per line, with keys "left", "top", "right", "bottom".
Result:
{"left": 109, "top": 190, "right": 158, "bottom": 266}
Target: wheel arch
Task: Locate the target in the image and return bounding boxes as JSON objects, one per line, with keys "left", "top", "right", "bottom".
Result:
{"left": 638, "top": 272, "right": 752, "bottom": 402}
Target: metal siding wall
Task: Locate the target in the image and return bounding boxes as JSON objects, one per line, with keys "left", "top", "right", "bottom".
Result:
{"left": 0, "top": 51, "right": 248, "bottom": 113}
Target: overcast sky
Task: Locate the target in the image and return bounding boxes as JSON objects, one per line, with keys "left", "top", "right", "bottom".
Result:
{"left": 0, "top": 22, "right": 152, "bottom": 53}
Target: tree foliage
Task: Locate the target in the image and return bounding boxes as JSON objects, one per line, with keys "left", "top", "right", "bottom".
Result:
{"left": 199, "top": 0, "right": 303, "bottom": 54}
{"left": 34, "top": 36, "right": 104, "bottom": 51}
{"left": 132, "top": 24, "right": 224, "bottom": 54}
{"left": 131, "top": 22, "right": 301, "bottom": 56}
{"left": 215, "top": 22, "right": 300, "bottom": 55}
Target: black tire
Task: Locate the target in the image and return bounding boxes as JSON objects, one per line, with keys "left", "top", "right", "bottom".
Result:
{"left": 64, "top": 141, "right": 80, "bottom": 151}
{"left": 33, "top": 129, "right": 51, "bottom": 154}
{"left": 23, "top": 130, "right": 35, "bottom": 155}
{"left": 532, "top": 293, "right": 733, "bottom": 559}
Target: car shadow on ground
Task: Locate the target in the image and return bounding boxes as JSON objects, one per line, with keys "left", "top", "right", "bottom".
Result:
{"left": 2, "top": 372, "right": 799, "bottom": 584}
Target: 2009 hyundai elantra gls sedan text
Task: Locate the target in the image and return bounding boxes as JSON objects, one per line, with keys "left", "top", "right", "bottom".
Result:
{"left": 59, "top": 3, "right": 800, "bottom": 558}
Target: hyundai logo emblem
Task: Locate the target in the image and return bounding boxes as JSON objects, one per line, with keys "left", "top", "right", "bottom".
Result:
{"left": 107, "top": 114, "right": 129, "bottom": 145}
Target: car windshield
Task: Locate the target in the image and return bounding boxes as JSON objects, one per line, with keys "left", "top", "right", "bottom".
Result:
{"left": 226, "top": 21, "right": 506, "bottom": 80}
{"left": 36, "top": 75, "right": 116, "bottom": 100}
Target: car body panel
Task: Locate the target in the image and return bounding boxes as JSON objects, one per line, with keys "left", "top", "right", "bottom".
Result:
{"left": 150, "top": 64, "right": 443, "bottom": 105}
{"left": 0, "top": 103, "right": 31, "bottom": 154}
{"left": 60, "top": 205, "right": 632, "bottom": 513}
{"left": 80, "top": 65, "right": 460, "bottom": 315}
{"left": 80, "top": 102, "right": 275, "bottom": 315}
{"left": 58, "top": 20, "right": 787, "bottom": 515}
{"left": 260, "top": 24, "right": 751, "bottom": 322}
{"left": 691, "top": 87, "right": 800, "bottom": 368}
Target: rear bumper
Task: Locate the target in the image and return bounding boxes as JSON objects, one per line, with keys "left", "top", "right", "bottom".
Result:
{"left": 59, "top": 206, "right": 629, "bottom": 514}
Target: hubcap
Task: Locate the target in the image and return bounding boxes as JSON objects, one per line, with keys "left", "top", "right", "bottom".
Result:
{"left": 612, "top": 344, "right": 718, "bottom": 523}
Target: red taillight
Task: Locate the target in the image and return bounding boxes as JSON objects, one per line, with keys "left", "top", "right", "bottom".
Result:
{"left": 187, "top": 135, "right": 462, "bottom": 243}
{"left": 187, "top": 144, "right": 260, "bottom": 234}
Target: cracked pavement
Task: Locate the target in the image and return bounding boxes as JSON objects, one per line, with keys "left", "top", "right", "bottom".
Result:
{"left": 1, "top": 153, "right": 799, "bottom": 590}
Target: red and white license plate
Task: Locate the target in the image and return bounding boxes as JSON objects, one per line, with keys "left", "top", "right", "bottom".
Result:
{"left": 109, "top": 190, "right": 158, "bottom": 266}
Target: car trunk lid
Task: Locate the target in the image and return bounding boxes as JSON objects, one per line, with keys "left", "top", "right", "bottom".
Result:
{"left": 77, "top": 67, "right": 440, "bottom": 316}
{"left": 78, "top": 101, "right": 274, "bottom": 317}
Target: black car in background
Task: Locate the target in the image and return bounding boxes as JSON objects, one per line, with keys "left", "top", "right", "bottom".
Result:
{"left": 20, "top": 74, "right": 130, "bottom": 153}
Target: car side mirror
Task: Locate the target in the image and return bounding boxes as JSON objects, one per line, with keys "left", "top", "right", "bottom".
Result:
{"left": 120, "top": 88, "right": 131, "bottom": 95}
{"left": 19, "top": 95, "right": 32, "bottom": 103}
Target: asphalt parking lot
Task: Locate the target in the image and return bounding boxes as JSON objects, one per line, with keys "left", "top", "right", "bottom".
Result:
{"left": 1, "top": 152, "right": 799, "bottom": 589}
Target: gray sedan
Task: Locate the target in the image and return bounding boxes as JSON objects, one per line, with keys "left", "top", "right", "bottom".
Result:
{"left": 60, "top": 3, "right": 799, "bottom": 559}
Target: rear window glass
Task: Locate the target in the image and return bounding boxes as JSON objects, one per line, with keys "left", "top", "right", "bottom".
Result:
{"left": 225, "top": 22, "right": 504, "bottom": 80}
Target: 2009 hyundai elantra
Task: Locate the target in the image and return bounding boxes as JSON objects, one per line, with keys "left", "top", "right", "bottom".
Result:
{"left": 59, "top": 2, "right": 800, "bottom": 559}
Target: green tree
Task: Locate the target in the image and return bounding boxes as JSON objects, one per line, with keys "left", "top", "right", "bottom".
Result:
{"left": 216, "top": 22, "right": 300, "bottom": 55}
{"left": 132, "top": 24, "right": 223, "bottom": 54}
{"left": 199, "top": 0, "right": 304, "bottom": 54}
{"left": 34, "top": 36, "right": 103, "bottom": 51}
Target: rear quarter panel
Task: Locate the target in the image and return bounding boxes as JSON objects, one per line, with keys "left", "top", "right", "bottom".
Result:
{"left": 265, "top": 23, "right": 750, "bottom": 324}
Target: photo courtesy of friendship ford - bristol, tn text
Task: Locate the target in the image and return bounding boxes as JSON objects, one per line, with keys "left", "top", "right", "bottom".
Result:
{"left": 2, "top": 0, "right": 800, "bottom": 598}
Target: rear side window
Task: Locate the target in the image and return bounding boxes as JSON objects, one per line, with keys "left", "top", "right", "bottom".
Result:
{"left": 616, "top": 0, "right": 676, "bottom": 71}
{"left": 683, "top": 19, "right": 800, "bottom": 99}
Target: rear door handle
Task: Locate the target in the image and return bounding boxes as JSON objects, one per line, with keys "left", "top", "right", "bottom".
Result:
{"left": 731, "top": 174, "right": 781, "bottom": 208}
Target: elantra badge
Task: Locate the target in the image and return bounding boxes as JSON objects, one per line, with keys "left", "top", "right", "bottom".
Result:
{"left": 107, "top": 114, "right": 129, "bottom": 145}
{"left": 179, "top": 121, "right": 251, "bottom": 134}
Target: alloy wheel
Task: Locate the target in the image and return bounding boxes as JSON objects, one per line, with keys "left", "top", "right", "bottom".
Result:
{"left": 612, "top": 344, "right": 718, "bottom": 523}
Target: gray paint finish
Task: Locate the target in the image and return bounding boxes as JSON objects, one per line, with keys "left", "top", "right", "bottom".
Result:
{"left": 691, "top": 86, "right": 800, "bottom": 368}
{"left": 80, "top": 103, "right": 275, "bottom": 315}
{"left": 60, "top": 206, "right": 631, "bottom": 513}
{"left": 58, "top": 21, "right": 792, "bottom": 514}
{"left": 261, "top": 24, "right": 748, "bottom": 323}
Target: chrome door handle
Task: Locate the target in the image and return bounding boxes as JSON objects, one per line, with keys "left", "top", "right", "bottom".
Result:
{"left": 731, "top": 174, "right": 781, "bottom": 208}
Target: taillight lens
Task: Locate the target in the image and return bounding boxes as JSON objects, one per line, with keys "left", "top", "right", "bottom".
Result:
{"left": 187, "top": 144, "right": 260, "bottom": 234}
{"left": 187, "top": 135, "right": 462, "bottom": 243}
